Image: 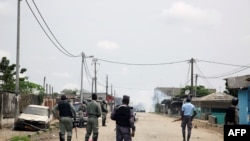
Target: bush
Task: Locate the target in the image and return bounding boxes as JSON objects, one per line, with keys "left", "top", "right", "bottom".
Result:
{"left": 10, "top": 136, "right": 30, "bottom": 141}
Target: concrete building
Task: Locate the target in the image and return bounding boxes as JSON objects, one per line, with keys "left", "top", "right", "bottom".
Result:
{"left": 225, "top": 75, "right": 250, "bottom": 125}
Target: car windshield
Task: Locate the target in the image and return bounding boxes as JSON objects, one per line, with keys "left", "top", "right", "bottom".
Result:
{"left": 23, "top": 106, "right": 48, "bottom": 116}
{"left": 73, "top": 103, "right": 80, "bottom": 111}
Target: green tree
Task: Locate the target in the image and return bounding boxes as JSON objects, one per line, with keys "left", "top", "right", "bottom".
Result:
{"left": 19, "top": 81, "right": 44, "bottom": 94}
{"left": 0, "top": 57, "right": 44, "bottom": 95}
{"left": 61, "top": 88, "right": 78, "bottom": 95}
{"left": 0, "top": 57, "right": 26, "bottom": 92}
{"left": 224, "top": 80, "right": 237, "bottom": 97}
{"left": 177, "top": 85, "right": 210, "bottom": 97}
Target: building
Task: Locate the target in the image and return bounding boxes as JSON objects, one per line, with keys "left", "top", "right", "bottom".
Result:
{"left": 225, "top": 75, "right": 250, "bottom": 125}
{"left": 192, "top": 92, "right": 235, "bottom": 124}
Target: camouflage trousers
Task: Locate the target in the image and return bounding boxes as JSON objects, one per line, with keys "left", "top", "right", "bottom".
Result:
{"left": 116, "top": 125, "right": 132, "bottom": 141}
{"left": 59, "top": 117, "right": 73, "bottom": 140}
{"left": 102, "top": 112, "right": 107, "bottom": 126}
{"left": 85, "top": 116, "right": 99, "bottom": 141}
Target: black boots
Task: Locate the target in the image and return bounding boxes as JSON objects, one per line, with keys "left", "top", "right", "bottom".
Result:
{"left": 67, "top": 136, "right": 72, "bottom": 141}
{"left": 59, "top": 132, "right": 71, "bottom": 141}
{"left": 59, "top": 132, "right": 65, "bottom": 141}
{"left": 92, "top": 133, "right": 99, "bottom": 141}
{"left": 102, "top": 119, "right": 106, "bottom": 126}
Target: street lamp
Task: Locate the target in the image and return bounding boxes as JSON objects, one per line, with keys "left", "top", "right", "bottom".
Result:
{"left": 80, "top": 52, "right": 93, "bottom": 103}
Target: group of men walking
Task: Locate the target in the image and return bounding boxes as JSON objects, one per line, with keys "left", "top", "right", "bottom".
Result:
{"left": 52, "top": 93, "right": 135, "bottom": 141}
{"left": 52, "top": 92, "right": 239, "bottom": 141}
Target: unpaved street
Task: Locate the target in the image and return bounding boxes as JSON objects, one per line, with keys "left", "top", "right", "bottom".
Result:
{"left": 30, "top": 112, "right": 223, "bottom": 141}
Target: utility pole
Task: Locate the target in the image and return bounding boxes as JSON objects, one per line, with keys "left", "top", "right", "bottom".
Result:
{"left": 80, "top": 53, "right": 93, "bottom": 98}
{"left": 106, "top": 75, "right": 108, "bottom": 101}
{"left": 93, "top": 58, "right": 98, "bottom": 94}
{"left": 43, "top": 76, "right": 46, "bottom": 91}
{"left": 14, "top": 0, "right": 21, "bottom": 126}
{"left": 91, "top": 78, "right": 94, "bottom": 94}
{"left": 80, "top": 52, "right": 84, "bottom": 102}
{"left": 111, "top": 84, "right": 113, "bottom": 98}
{"left": 195, "top": 74, "right": 198, "bottom": 97}
{"left": 190, "top": 58, "right": 195, "bottom": 96}
{"left": 110, "top": 84, "right": 113, "bottom": 110}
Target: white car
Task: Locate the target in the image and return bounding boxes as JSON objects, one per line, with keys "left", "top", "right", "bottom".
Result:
{"left": 14, "top": 105, "right": 52, "bottom": 131}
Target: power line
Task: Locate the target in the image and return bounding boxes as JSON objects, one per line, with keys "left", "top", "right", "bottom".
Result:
{"left": 198, "top": 67, "right": 249, "bottom": 79}
{"left": 197, "top": 59, "right": 250, "bottom": 68}
{"left": 194, "top": 62, "right": 214, "bottom": 88}
{"left": 96, "top": 58, "right": 189, "bottom": 66}
{"left": 185, "top": 62, "right": 191, "bottom": 85}
{"left": 196, "top": 60, "right": 250, "bottom": 78}
{"left": 83, "top": 58, "right": 92, "bottom": 85}
{"left": 26, "top": 0, "right": 80, "bottom": 57}
{"left": 32, "top": 0, "right": 80, "bottom": 57}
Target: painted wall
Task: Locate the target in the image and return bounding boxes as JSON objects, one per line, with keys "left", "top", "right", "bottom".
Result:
{"left": 238, "top": 88, "right": 250, "bottom": 125}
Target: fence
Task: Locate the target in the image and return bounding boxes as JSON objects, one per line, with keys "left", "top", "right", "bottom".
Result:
{"left": 0, "top": 92, "right": 40, "bottom": 118}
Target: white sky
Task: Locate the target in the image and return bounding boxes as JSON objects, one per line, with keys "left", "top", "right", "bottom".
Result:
{"left": 1, "top": 0, "right": 250, "bottom": 109}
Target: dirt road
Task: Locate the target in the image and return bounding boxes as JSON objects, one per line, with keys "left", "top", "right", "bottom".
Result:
{"left": 26, "top": 112, "right": 223, "bottom": 141}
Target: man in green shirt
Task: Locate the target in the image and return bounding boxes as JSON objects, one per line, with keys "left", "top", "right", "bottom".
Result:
{"left": 85, "top": 93, "right": 102, "bottom": 141}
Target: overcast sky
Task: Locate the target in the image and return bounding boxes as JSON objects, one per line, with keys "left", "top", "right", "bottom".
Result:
{"left": 1, "top": 0, "right": 250, "bottom": 110}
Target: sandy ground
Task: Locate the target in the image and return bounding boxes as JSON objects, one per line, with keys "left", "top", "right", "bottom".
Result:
{"left": 0, "top": 113, "right": 223, "bottom": 141}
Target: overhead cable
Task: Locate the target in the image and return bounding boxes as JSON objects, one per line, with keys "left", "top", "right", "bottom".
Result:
{"left": 194, "top": 62, "right": 214, "bottom": 88}
{"left": 83, "top": 59, "right": 92, "bottom": 85}
{"left": 96, "top": 58, "right": 189, "bottom": 66}
{"left": 196, "top": 60, "right": 250, "bottom": 78}
{"left": 197, "top": 59, "right": 250, "bottom": 68}
{"left": 26, "top": 0, "right": 80, "bottom": 57}
{"left": 198, "top": 67, "right": 249, "bottom": 79}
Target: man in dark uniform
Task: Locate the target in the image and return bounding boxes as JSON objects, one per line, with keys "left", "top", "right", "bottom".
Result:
{"left": 225, "top": 98, "right": 239, "bottom": 125}
{"left": 110, "top": 95, "right": 136, "bottom": 141}
{"left": 85, "top": 93, "right": 102, "bottom": 141}
{"left": 101, "top": 100, "right": 108, "bottom": 126}
{"left": 52, "top": 95, "right": 76, "bottom": 141}
{"left": 181, "top": 97, "right": 197, "bottom": 141}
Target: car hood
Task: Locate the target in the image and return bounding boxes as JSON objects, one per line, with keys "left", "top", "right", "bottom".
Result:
{"left": 18, "top": 113, "right": 49, "bottom": 122}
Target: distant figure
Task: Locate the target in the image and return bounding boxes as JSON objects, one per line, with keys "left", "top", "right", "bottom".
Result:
{"left": 181, "top": 97, "right": 197, "bottom": 141}
{"left": 101, "top": 100, "right": 108, "bottom": 126}
{"left": 111, "top": 95, "right": 136, "bottom": 141}
{"left": 78, "top": 101, "right": 87, "bottom": 127}
{"left": 52, "top": 95, "right": 76, "bottom": 141}
{"left": 225, "top": 98, "right": 239, "bottom": 125}
{"left": 85, "top": 93, "right": 102, "bottom": 141}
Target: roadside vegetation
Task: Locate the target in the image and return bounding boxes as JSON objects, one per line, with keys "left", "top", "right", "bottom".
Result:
{"left": 9, "top": 136, "right": 30, "bottom": 141}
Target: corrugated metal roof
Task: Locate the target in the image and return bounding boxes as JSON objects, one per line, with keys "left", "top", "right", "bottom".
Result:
{"left": 193, "top": 92, "right": 235, "bottom": 101}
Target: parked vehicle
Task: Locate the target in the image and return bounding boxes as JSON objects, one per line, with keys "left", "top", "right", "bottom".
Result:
{"left": 72, "top": 102, "right": 87, "bottom": 127}
{"left": 132, "top": 107, "right": 138, "bottom": 122}
{"left": 14, "top": 105, "right": 52, "bottom": 131}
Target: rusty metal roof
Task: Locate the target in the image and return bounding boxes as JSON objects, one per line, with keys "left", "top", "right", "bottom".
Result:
{"left": 193, "top": 92, "right": 235, "bottom": 101}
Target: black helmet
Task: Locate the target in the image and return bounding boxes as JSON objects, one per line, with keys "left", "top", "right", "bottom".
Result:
{"left": 102, "top": 100, "right": 106, "bottom": 104}
{"left": 231, "top": 98, "right": 238, "bottom": 106}
{"left": 186, "top": 97, "right": 191, "bottom": 102}
{"left": 61, "top": 95, "right": 67, "bottom": 100}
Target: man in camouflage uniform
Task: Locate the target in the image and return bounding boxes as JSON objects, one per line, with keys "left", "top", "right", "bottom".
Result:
{"left": 85, "top": 93, "right": 102, "bottom": 141}
{"left": 52, "top": 95, "right": 76, "bottom": 141}
{"left": 78, "top": 101, "right": 87, "bottom": 127}
{"left": 111, "top": 95, "right": 136, "bottom": 141}
{"left": 101, "top": 100, "right": 108, "bottom": 126}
